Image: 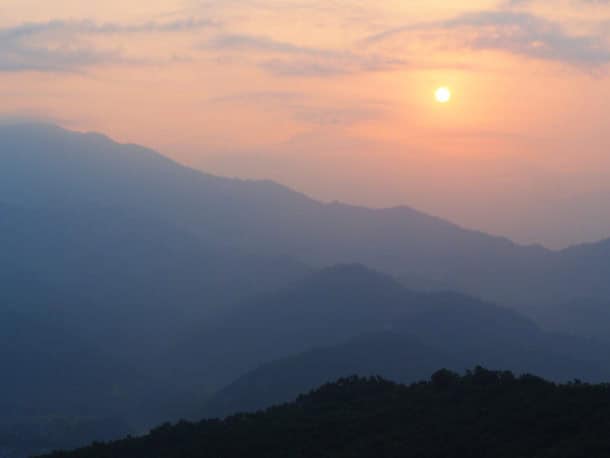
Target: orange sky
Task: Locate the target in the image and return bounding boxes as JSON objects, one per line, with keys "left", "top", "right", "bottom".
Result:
{"left": 2, "top": 0, "right": 610, "bottom": 247}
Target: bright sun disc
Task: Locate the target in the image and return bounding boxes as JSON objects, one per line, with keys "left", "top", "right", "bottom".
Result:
{"left": 435, "top": 87, "right": 451, "bottom": 103}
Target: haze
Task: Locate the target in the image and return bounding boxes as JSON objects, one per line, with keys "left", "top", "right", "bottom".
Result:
{"left": 2, "top": 0, "right": 610, "bottom": 247}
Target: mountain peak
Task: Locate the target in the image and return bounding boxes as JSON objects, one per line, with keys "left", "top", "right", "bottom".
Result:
{"left": 302, "top": 263, "right": 406, "bottom": 294}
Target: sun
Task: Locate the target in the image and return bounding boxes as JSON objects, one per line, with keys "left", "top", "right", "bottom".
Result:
{"left": 435, "top": 87, "right": 451, "bottom": 103}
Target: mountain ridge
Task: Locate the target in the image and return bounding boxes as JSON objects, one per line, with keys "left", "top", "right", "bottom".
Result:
{"left": 4, "top": 122, "right": 610, "bottom": 320}
{"left": 0, "top": 122, "right": 546, "bottom": 251}
{"left": 167, "top": 263, "right": 610, "bottom": 402}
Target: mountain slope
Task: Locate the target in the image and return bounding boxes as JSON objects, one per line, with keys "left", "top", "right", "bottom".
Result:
{"left": 43, "top": 370, "right": 610, "bottom": 458}
{"left": 202, "top": 332, "right": 465, "bottom": 418}
{"left": 0, "top": 308, "right": 137, "bottom": 412}
{"left": 0, "top": 124, "right": 313, "bottom": 454}
{"left": 5, "top": 123, "right": 610, "bottom": 309}
{"left": 0, "top": 181, "right": 309, "bottom": 454}
{"left": 170, "top": 264, "right": 610, "bottom": 395}
{"left": 0, "top": 308, "right": 139, "bottom": 457}
{"left": 0, "top": 203, "right": 309, "bottom": 356}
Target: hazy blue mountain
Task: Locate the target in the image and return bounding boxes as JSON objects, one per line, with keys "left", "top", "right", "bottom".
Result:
{"left": 528, "top": 297, "right": 610, "bottom": 344}
{"left": 0, "top": 308, "right": 134, "bottom": 412}
{"left": 0, "top": 200, "right": 309, "bottom": 455}
{"left": 0, "top": 125, "right": 313, "bottom": 455}
{"left": 0, "top": 201, "right": 309, "bottom": 353}
{"left": 521, "top": 239, "right": 610, "bottom": 340}
{"left": 171, "top": 264, "right": 609, "bottom": 402}
{"left": 3, "top": 123, "right": 610, "bottom": 311}
{"left": 0, "top": 308, "right": 138, "bottom": 458}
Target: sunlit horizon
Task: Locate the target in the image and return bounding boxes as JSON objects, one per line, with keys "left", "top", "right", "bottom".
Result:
{"left": 2, "top": 0, "right": 610, "bottom": 247}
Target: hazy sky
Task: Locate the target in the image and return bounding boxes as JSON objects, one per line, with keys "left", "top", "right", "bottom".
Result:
{"left": 2, "top": 0, "right": 610, "bottom": 248}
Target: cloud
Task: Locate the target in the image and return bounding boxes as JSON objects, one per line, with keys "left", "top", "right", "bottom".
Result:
{"left": 366, "top": 10, "right": 610, "bottom": 68}
{"left": 0, "top": 18, "right": 215, "bottom": 72}
{"left": 291, "top": 105, "right": 384, "bottom": 127}
{"left": 208, "top": 91, "right": 303, "bottom": 104}
{"left": 208, "top": 34, "right": 320, "bottom": 55}
{"left": 0, "top": 46, "right": 122, "bottom": 73}
{"left": 208, "top": 89, "right": 387, "bottom": 126}
{"left": 204, "top": 33, "right": 408, "bottom": 77}
{"left": 0, "top": 18, "right": 216, "bottom": 40}
{"left": 449, "top": 11, "right": 610, "bottom": 66}
{"left": 504, "top": 0, "right": 610, "bottom": 6}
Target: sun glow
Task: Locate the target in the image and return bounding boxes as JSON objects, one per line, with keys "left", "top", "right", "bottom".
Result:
{"left": 435, "top": 87, "right": 451, "bottom": 103}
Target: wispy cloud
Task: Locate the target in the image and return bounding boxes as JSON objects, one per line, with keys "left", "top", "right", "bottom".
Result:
{"left": 208, "top": 89, "right": 388, "bottom": 126}
{"left": 505, "top": 0, "right": 610, "bottom": 5}
{"left": 366, "top": 10, "right": 610, "bottom": 68}
{"left": 207, "top": 34, "right": 328, "bottom": 55}
{"left": 204, "top": 33, "right": 408, "bottom": 77}
{"left": 0, "top": 43, "right": 123, "bottom": 73}
{"left": 0, "top": 18, "right": 215, "bottom": 72}
{"left": 450, "top": 11, "right": 610, "bottom": 66}
{"left": 0, "top": 18, "right": 216, "bottom": 39}
{"left": 208, "top": 90, "right": 303, "bottom": 104}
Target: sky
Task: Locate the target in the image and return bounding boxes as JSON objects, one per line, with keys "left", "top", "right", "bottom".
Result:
{"left": 2, "top": 0, "right": 610, "bottom": 248}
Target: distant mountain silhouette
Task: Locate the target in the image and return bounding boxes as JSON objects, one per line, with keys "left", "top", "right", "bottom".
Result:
{"left": 43, "top": 370, "right": 610, "bottom": 458}
{"left": 0, "top": 200, "right": 309, "bottom": 455}
{"left": 3, "top": 123, "right": 610, "bottom": 311}
{"left": 171, "top": 264, "right": 609, "bottom": 404}
{"left": 0, "top": 125, "right": 312, "bottom": 456}
{"left": 526, "top": 239, "right": 610, "bottom": 341}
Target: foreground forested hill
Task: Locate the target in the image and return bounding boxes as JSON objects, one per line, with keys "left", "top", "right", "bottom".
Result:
{"left": 44, "top": 368, "right": 610, "bottom": 458}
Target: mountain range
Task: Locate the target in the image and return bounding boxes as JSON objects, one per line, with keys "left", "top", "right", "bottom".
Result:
{"left": 3, "top": 123, "right": 610, "bottom": 312}
{"left": 2, "top": 123, "right": 610, "bottom": 456}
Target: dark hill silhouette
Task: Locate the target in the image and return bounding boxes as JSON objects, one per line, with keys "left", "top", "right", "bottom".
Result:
{"left": 42, "top": 369, "right": 610, "bottom": 458}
